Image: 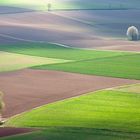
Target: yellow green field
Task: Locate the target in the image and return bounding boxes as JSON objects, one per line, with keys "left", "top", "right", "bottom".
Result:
{"left": 0, "top": 51, "right": 70, "bottom": 72}
{"left": 4, "top": 84, "right": 140, "bottom": 140}
{"left": 113, "top": 84, "right": 140, "bottom": 94}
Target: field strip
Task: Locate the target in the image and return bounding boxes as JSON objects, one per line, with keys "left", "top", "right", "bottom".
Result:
{"left": 0, "top": 51, "right": 71, "bottom": 72}
{"left": 106, "top": 83, "right": 140, "bottom": 89}
{"left": 0, "top": 33, "right": 140, "bottom": 54}
{"left": 5, "top": 85, "right": 140, "bottom": 138}
{"left": 5, "top": 90, "right": 102, "bottom": 121}
{"left": 109, "top": 83, "right": 140, "bottom": 94}
{"left": 0, "top": 69, "right": 139, "bottom": 118}
{"left": 5, "top": 82, "right": 140, "bottom": 122}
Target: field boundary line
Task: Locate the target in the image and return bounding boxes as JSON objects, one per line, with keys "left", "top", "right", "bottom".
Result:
{"left": 50, "top": 12, "right": 95, "bottom": 27}
{"left": 4, "top": 81, "right": 140, "bottom": 125}
{"left": 0, "top": 33, "right": 140, "bottom": 54}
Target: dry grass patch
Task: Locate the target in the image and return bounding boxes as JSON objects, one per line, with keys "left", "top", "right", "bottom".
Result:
{"left": 113, "top": 83, "right": 140, "bottom": 94}
{"left": 0, "top": 51, "right": 70, "bottom": 72}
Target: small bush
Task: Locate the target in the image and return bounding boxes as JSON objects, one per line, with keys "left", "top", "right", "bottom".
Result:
{"left": 127, "top": 26, "right": 139, "bottom": 41}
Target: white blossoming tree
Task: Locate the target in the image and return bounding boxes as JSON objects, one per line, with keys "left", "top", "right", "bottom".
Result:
{"left": 127, "top": 26, "right": 139, "bottom": 41}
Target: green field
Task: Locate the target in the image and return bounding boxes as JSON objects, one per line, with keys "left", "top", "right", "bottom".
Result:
{"left": 0, "top": 1, "right": 140, "bottom": 139}
{"left": 0, "top": 43, "right": 139, "bottom": 79}
{"left": 34, "top": 53, "right": 140, "bottom": 80}
{"left": 3, "top": 85, "right": 140, "bottom": 140}
{"left": 0, "top": 43, "right": 126, "bottom": 60}
{"left": 1, "top": 0, "right": 140, "bottom": 10}
{"left": 0, "top": 51, "right": 69, "bottom": 72}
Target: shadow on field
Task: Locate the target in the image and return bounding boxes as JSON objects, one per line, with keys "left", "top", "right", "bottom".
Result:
{"left": 0, "top": 6, "right": 35, "bottom": 14}
{"left": 3, "top": 127, "right": 140, "bottom": 140}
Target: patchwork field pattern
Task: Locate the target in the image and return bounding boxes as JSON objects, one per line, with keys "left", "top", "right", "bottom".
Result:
{"left": 1, "top": 69, "right": 137, "bottom": 118}
{"left": 0, "top": 43, "right": 139, "bottom": 79}
{"left": 4, "top": 84, "right": 140, "bottom": 140}
{"left": 0, "top": 8, "right": 140, "bottom": 51}
{"left": 0, "top": 43, "right": 126, "bottom": 60}
{"left": 0, "top": 1, "right": 140, "bottom": 139}
{"left": 35, "top": 53, "right": 140, "bottom": 80}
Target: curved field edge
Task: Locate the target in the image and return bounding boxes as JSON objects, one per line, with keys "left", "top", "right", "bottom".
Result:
{"left": 0, "top": 51, "right": 71, "bottom": 72}
{"left": 112, "top": 83, "right": 140, "bottom": 94}
{"left": 32, "top": 53, "right": 140, "bottom": 80}
{"left": 4, "top": 85, "right": 140, "bottom": 140}
{"left": 0, "top": 43, "right": 140, "bottom": 79}
{"left": 0, "top": 43, "right": 131, "bottom": 60}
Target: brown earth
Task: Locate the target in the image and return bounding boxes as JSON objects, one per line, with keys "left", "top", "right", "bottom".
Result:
{"left": 0, "top": 9, "right": 140, "bottom": 52}
{"left": 0, "top": 69, "right": 139, "bottom": 118}
{"left": 0, "top": 7, "right": 139, "bottom": 139}
{"left": 0, "top": 127, "right": 34, "bottom": 138}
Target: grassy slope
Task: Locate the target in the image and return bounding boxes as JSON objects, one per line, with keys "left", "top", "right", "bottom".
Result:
{"left": 0, "top": 43, "right": 126, "bottom": 60}
{"left": 0, "top": 43, "right": 139, "bottom": 79}
{"left": 4, "top": 88, "right": 140, "bottom": 140}
{"left": 0, "top": 0, "right": 140, "bottom": 10}
{"left": 34, "top": 53, "right": 140, "bottom": 80}
{"left": 0, "top": 51, "right": 69, "bottom": 72}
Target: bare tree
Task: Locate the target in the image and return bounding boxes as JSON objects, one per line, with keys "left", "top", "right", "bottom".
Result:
{"left": 127, "top": 26, "right": 139, "bottom": 41}
{"left": 47, "top": 3, "right": 52, "bottom": 11}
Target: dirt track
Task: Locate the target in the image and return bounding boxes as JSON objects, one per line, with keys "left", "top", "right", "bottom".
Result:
{"left": 0, "top": 69, "right": 139, "bottom": 118}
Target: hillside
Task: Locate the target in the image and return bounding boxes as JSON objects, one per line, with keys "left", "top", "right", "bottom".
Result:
{"left": 0, "top": 0, "right": 140, "bottom": 10}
